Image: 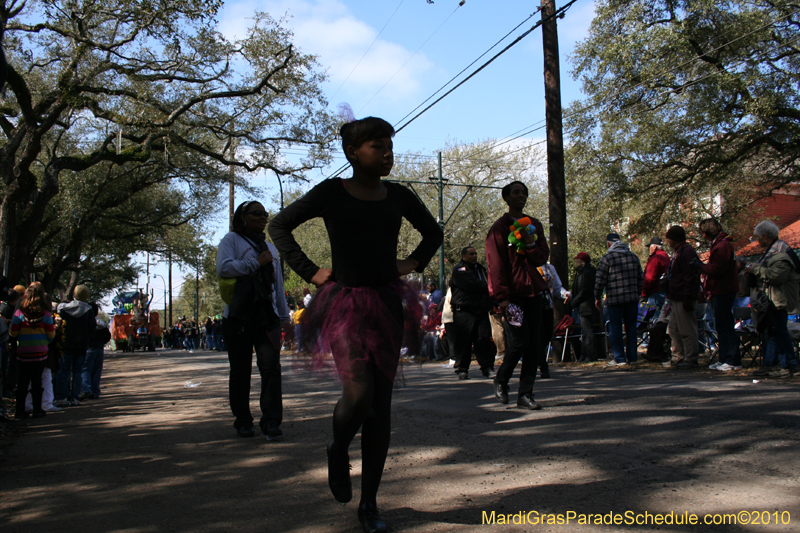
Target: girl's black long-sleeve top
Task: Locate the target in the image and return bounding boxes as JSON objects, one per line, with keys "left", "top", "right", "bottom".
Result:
{"left": 268, "top": 178, "right": 443, "bottom": 288}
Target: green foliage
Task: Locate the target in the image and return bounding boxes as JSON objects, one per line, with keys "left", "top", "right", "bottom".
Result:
{"left": 567, "top": 0, "right": 800, "bottom": 235}
{"left": 0, "top": 1, "right": 337, "bottom": 298}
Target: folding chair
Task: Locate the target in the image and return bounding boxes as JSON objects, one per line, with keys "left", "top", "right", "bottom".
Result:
{"left": 547, "top": 324, "right": 582, "bottom": 363}
{"left": 636, "top": 302, "right": 659, "bottom": 347}
{"left": 733, "top": 307, "right": 761, "bottom": 368}
{"left": 697, "top": 311, "right": 719, "bottom": 364}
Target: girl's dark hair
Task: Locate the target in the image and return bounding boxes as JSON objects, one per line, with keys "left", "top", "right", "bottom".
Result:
{"left": 501, "top": 180, "right": 528, "bottom": 200}
{"left": 232, "top": 201, "right": 261, "bottom": 232}
{"left": 340, "top": 117, "right": 394, "bottom": 162}
{"left": 20, "top": 282, "right": 50, "bottom": 316}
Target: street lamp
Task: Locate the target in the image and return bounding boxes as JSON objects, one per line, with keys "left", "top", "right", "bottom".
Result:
{"left": 151, "top": 274, "right": 167, "bottom": 331}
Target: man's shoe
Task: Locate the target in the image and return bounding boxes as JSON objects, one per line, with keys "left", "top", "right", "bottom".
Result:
{"left": 52, "top": 399, "right": 69, "bottom": 407}
{"left": 753, "top": 367, "right": 776, "bottom": 377}
{"left": 78, "top": 392, "right": 93, "bottom": 401}
{"left": 358, "top": 502, "right": 387, "bottom": 533}
{"left": 662, "top": 361, "right": 675, "bottom": 368}
{"left": 236, "top": 423, "right": 255, "bottom": 438}
{"left": 326, "top": 440, "right": 352, "bottom": 503}
{"left": 540, "top": 369, "right": 551, "bottom": 379}
{"left": 769, "top": 368, "right": 793, "bottom": 378}
{"left": 493, "top": 379, "right": 508, "bottom": 404}
{"left": 606, "top": 360, "right": 626, "bottom": 367}
{"left": 677, "top": 361, "right": 699, "bottom": 369}
{"left": 481, "top": 367, "right": 495, "bottom": 379}
{"left": 516, "top": 394, "right": 542, "bottom": 410}
{"left": 31, "top": 410, "right": 46, "bottom": 419}
{"left": 716, "top": 363, "right": 741, "bottom": 372}
{"left": 68, "top": 399, "right": 81, "bottom": 406}
{"left": 263, "top": 423, "right": 283, "bottom": 440}
{"left": 457, "top": 371, "right": 469, "bottom": 380}
{"left": 708, "top": 362, "right": 722, "bottom": 370}
{"left": 43, "top": 405, "right": 62, "bottom": 413}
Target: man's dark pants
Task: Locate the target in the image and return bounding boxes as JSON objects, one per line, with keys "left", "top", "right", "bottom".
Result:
{"left": 495, "top": 294, "right": 543, "bottom": 396}
{"left": 223, "top": 318, "right": 282, "bottom": 431}
{"left": 451, "top": 307, "right": 494, "bottom": 374}
{"left": 713, "top": 292, "right": 741, "bottom": 366}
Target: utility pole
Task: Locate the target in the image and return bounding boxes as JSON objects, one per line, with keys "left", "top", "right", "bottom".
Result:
{"left": 229, "top": 161, "right": 235, "bottom": 231}
{"left": 195, "top": 254, "right": 200, "bottom": 323}
{"left": 541, "top": 0, "right": 568, "bottom": 319}
{"left": 436, "top": 152, "right": 445, "bottom": 291}
{"left": 229, "top": 124, "right": 236, "bottom": 232}
{"left": 168, "top": 250, "right": 173, "bottom": 327}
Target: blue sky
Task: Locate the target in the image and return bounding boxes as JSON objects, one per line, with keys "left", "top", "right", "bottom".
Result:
{"left": 137, "top": 0, "right": 598, "bottom": 311}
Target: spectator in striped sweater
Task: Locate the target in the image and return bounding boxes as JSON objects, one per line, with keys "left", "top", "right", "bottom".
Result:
{"left": 9, "top": 282, "right": 55, "bottom": 419}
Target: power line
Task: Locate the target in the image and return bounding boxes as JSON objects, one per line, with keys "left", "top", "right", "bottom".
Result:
{"left": 443, "top": 6, "right": 800, "bottom": 170}
{"left": 393, "top": 0, "right": 579, "bottom": 134}
{"left": 323, "top": 3, "right": 572, "bottom": 181}
{"left": 392, "top": 5, "right": 543, "bottom": 127}
{"left": 356, "top": 2, "right": 464, "bottom": 115}
{"left": 329, "top": 0, "right": 406, "bottom": 102}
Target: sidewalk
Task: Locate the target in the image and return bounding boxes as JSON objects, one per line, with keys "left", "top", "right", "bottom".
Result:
{"left": 1, "top": 349, "right": 799, "bottom": 532}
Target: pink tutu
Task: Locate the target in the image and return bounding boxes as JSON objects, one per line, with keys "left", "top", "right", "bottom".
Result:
{"left": 295, "top": 280, "right": 422, "bottom": 382}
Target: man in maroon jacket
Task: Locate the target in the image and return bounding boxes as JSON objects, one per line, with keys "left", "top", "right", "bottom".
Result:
{"left": 642, "top": 237, "right": 670, "bottom": 311}
{"left": 485, "top": 181, "right": 549, "bottom": 410}
{"left": 664, "top": 226, "right": 701, "bottom": 369}
{"left": 694, "top": 218, "right": 741, "bottom": 371}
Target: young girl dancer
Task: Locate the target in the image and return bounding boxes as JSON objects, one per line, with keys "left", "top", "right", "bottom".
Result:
{"left": 9, "top": 282, "right": 55, "bottom": 419}
{"left": 269, "top": 116, "right": 442, "bottom": 533}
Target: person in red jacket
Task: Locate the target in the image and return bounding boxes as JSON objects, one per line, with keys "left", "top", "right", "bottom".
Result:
{"left": 694, "top": 218, "right": 740, "bottom": 371}
{"left": 485, "top": 181, "right": 549, "bottom": 410}
{"left": 664, "top": 226, "right": 701, "bottom": 369}
{"left": 642, "top": 236, "right": 670, "bottom": 311}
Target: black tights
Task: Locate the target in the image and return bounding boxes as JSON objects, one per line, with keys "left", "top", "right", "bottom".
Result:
{"left": 330, "top": 363, "right": 394, "bottom": 506}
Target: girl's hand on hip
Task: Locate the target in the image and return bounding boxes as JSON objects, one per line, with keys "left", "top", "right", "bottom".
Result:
{"left": 310, "top": 268, "right": 333, "bottom": 287}
{"left": 396, "top": 258, "right": 419, "bottom": 276}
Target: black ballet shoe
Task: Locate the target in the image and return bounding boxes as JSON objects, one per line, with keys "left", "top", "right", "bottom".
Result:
{"left": 358, "top": 502, "right": 387, "bottom": 533}
{"left": 326, "top": 440, "right": 352, "bottom": 503}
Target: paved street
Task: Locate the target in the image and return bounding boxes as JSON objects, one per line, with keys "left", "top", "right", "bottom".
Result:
{"left": 1, "top": 349, "right": 799, "bottom": 532}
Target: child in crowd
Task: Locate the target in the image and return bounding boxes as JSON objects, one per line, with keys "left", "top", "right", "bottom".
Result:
{"left": 269, "top": 114, "right": 442, "bottom": 533}
{"left": 9, "top": 282, "right": 55, "bottom": 419}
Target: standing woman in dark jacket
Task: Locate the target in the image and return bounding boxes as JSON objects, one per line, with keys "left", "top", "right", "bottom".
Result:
{"left": 449, "top": 246, "right": 494, "bottom": 380}
{"left": 695, "top": 219, "right": 740, "bottom": 371}
{"left": 268, "top": 116, "right": 442, "bottom": 533}
{"left": 570, "top": 252, "right": 600, "bottom": 362}
{"left": 216, "top": 201, "right": 290, "bottom": 439}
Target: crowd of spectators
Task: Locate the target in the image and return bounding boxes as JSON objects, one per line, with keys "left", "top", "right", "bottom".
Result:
{"left": 404, "top": 216, "right": 800, "bottom": 382}
{"left": 0, "top": 282, "right": 110, "bottom": 420}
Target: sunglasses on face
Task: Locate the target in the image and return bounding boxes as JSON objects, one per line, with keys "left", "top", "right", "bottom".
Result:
{"left": 245, "top": 210, "right": 268, "bottom": 218}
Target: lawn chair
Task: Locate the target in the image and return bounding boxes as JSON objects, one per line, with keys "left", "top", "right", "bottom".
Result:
{"left": 547, "top": 323, "right": 583, "bottom": 363}
{"left": 698, "top": 310, "right": 719, "bottom": 364}
{"left": 636, "top": 301, "right": 659, "bottom": 347}
{"left": 733, "top": 307, "right": 760, "bottom": 368}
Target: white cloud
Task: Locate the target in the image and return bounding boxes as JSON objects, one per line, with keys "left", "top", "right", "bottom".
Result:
{"left": 218, "top": 0, "right": 434, "bottom": 108}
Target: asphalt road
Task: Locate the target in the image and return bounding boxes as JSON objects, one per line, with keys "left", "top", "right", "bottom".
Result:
{"left": 1, "top": 349, "right": 798, "bottom": 532}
